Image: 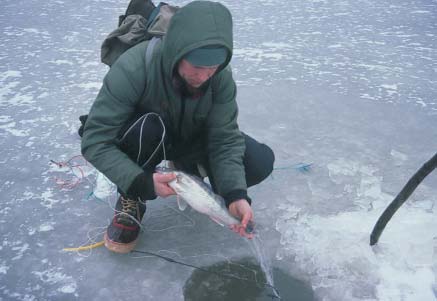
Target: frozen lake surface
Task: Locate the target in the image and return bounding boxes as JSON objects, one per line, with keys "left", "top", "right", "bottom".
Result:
{"left": 1, "top": 0, "right": 436, "bottom": 300}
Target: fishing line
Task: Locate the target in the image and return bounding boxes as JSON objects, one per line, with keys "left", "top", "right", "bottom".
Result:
{"left": 85, "top": 191, "right": 108, "bottom": 204}
{"left": 63, "top": 226, "right": 107, "bottom": 256}
{"left": 267, "top": 162, "right": 313, "bottom": 181}
{"left": 50, "top": 155, "right": 96, "bottom": 190}
{"left": 143, "top": 203, "right": 196, "bottom": 232}
{"left": 247, "top": 235, "right": 281, "bottom": 299}
{"left": 274, "top": 162, "right": 313, "bottom": 172}
{"left": 129, "top": 249, "right": 231, "bottom": 267}
{"left": 131, "top": 249, "right": 281, "bottom": 298}
{"left": 130, "top": 250, "right": 243, "bottom": 277}
{"left": 119, "top": 112, "right": 167, "bottom": 167}
{"left": 50, "top": 159, "right": 84, "bottom": 189}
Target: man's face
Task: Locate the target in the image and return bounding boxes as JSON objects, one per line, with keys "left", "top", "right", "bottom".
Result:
{"left": 177, "top": 59, "right": 219, "bottom": 88}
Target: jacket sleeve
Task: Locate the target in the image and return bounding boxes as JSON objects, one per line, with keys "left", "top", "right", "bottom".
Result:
{"left": 207, "top": 68, "right": 249, "bottom": 207}
{"left": 81, "top": 45, "right": 155, "bottom": 199}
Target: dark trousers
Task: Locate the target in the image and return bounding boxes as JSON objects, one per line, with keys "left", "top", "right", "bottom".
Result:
{"left": 118, "top": 113, "right": 275, "bottom": 191}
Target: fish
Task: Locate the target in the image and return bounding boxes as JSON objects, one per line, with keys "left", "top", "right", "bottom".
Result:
{"left": 156, "top": 166, "right": 254, "bottom": 233}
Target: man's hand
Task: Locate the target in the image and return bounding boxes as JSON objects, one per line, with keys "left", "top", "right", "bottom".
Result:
{"left": 228, "top": 199, "right": 254, "bottom": 239}
{"left": 153, "top": 172, "right": 177, "bottom": 197}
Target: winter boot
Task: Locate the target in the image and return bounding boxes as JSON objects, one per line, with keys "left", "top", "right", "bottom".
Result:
{"left": 104, "top": 195, "right": 146, "bottom": 253}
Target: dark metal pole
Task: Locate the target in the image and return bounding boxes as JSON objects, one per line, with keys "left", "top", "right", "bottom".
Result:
{"left": 370, "top": 152, "right": 437, "bottom": 246}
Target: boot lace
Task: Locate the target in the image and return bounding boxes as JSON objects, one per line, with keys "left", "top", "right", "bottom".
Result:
{"left": 117, "top": 197, "right": 139, "bottom": 225}
{"left": 121, "top": 197, "right": 138, "bottom": 215}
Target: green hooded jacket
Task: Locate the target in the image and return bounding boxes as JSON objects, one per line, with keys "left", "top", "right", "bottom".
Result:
{"left": 81, "top": 1, "right": 248, "bottom": 206}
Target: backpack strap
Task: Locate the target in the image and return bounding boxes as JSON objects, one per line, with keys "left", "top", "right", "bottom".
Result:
{"left": 145, "top": 36, "right": 161, "bottom": 70}
{"left": 146, "top": 3, "right": 165, "bottom": 28}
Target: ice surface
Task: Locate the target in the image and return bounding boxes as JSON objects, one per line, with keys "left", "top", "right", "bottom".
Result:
{"left": 1, "top": 0, "right": 436, "bottom": 300}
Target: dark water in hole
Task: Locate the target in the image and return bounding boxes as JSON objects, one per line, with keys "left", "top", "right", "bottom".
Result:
{"left": 183, "top": 257, "right": 315, "bottom": 301}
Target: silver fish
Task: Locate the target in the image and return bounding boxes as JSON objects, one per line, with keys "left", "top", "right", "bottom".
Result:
{"left": 157, "top": 166, "right": 253, "bottom": 233}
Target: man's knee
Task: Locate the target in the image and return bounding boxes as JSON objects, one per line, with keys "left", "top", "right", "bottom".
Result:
{"left": 262, "top": 143, "right": 275, "bottom": 176}
{"left": 243, "top": 134, "right": 275, "bottom": 187}
{"left": 253, "top": 143, "right": 275, "bottom": 183}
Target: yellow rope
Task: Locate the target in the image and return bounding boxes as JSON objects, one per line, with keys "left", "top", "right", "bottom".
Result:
{"left": 63, "top": 240, "right": 105, "bottom": 252}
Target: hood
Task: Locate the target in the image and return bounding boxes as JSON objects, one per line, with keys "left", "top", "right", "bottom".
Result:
{"left": 161, "top": 1, "right": 233, "bottom": 79}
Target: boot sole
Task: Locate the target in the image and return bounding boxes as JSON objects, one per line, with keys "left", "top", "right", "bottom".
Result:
{"left": 104, "top": 232, "right": 138, "bottom": 254}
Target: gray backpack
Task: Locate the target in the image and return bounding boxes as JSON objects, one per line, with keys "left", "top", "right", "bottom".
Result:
{"left": 101, "top": 0, "right": 179, "bottom": 67}
{"left": 78, "top": 1, "right": 178, "bottom": 138}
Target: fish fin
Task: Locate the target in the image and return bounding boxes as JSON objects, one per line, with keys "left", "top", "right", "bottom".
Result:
{"left": 209, "top": 216, "right": 225, "bottom": 227}
{"left": 177, "top": 195, "right": 188, "bottom": 211}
